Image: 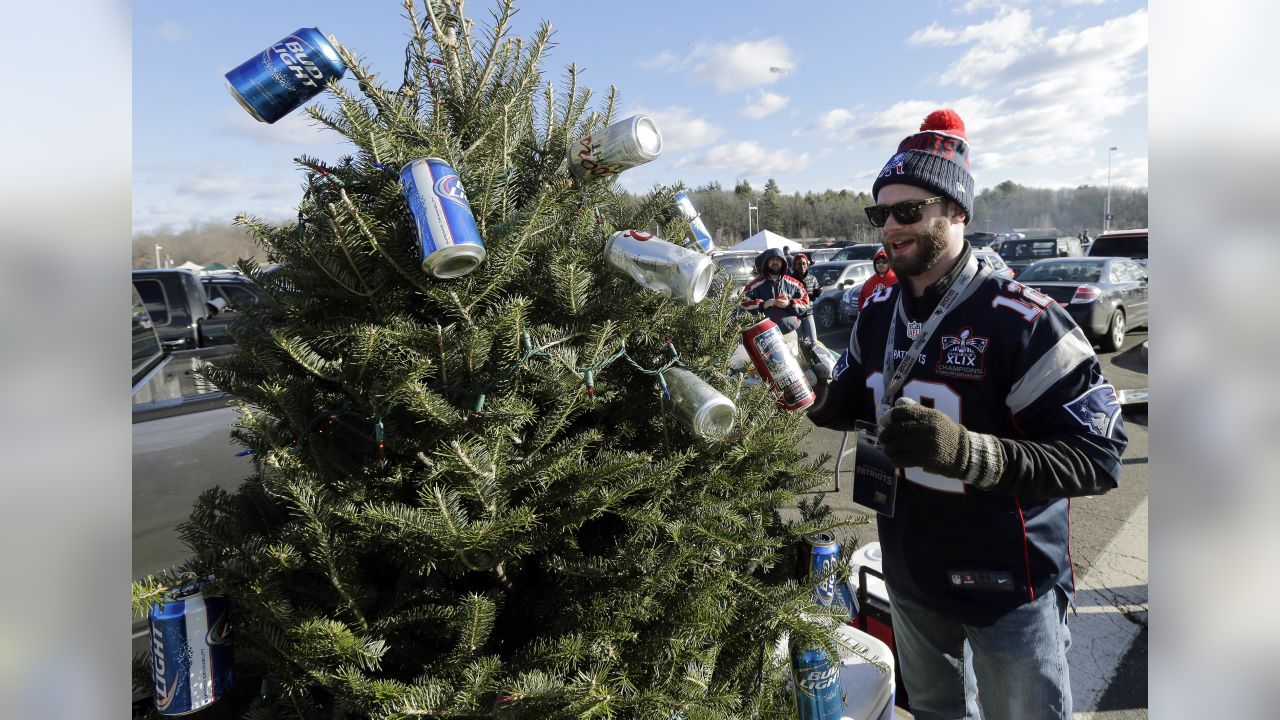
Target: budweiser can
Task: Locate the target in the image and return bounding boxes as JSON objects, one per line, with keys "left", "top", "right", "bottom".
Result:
{"left": 147, "top": 590, "right": 233, "bottom": 715}
{"left": 663, "top": 367, "right": 736, "bottom": 438}
{"left": 742, "top": 318, "right": 815, "bottom": 411}
{"left": 790, "top": 641, "right": 844, "bottom": 720}
{"left": 673, "top": 191, "right": 715, "bottom": 253}
{"left": 224, "top": 27, "right": 346, "bottom": 124}
{"left": 800, "top": 533, "right": 858, "bottom": 620}
{"left": 568, "top": 115, "right": 663, "bottom": 180}
{"left": 604, "top": 230, "right": 714, "bottom": 305}
{"left": 400, "top": 158, "right": 487, "bottom": 278}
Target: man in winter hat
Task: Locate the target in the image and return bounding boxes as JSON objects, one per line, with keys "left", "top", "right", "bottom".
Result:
{"left": 807, "top": 109, "right": 1127, "bottom": 720}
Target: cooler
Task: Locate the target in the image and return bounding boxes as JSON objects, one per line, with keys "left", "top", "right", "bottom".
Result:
{"left": 848, "top": 542, "right": 910, "bottom": 709}
{"left": 848, "top": 543, "right": 892, "bottom": 652}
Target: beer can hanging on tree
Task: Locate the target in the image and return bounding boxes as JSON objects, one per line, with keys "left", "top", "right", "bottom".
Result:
{"left": 400, "top": 158, "right": 487, "bottom": 279}
{"left": 224, "top": 27, "right": 346, "bottom": 124}
{"left": 604, "top": 230, "right": 714, "bottom": 304}
{"left": 742, "top": 317, "right": 816, "bottom": 411}
{"left": 568, "top": 115, "right": 663, "bottom": 180}
{"left": 673, "top": 190, "right": 716, "bottom": 253}
{"left": 662, "top": 367, "right": 736, "bottom": 439}
{"left": 147, "top": 587, "right": 233, "bottom": 716}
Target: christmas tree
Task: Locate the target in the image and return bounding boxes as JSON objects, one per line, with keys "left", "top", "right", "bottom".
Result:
{"left": 133, "top": 1, "right": 851, "bottom": 716}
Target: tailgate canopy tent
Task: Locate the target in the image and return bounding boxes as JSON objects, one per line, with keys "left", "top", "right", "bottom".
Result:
{"left": 725, "top": 229, "right": 803, "bottom": 254}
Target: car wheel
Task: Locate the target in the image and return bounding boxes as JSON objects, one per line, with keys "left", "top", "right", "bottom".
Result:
{"left": 1100, "top": 308, "right": 1126, "bottom": 352}
{"left": 816, "top": 301, "right": 836, "bottom": 330}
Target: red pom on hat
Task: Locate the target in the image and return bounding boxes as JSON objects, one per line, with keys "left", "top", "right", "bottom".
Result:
{"left": 920, "top": 109, "right": 966, "bottom": 139}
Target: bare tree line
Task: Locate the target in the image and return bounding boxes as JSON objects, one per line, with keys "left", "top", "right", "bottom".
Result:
{"left": 131, "top": 181, "right": 1148, "bottom": 267}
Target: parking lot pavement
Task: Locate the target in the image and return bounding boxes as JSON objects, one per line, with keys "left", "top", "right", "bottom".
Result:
{"left": 790, "top": 325, "right": 1149, "bottom": 718}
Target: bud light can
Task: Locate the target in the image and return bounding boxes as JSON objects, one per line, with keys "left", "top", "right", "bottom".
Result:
{"left": 790, "top": 642, "right": 843, "bottom": 720}
{"left": 742, "top": 318, "right": 815, "bottom": 411}
{"left": 225, "top": 28, "right": 346, "bottom": 124}
{"left": 400, "top": 158, "right": 487, "bottom": 279}
{"left": 568, "top": 115, "right": 663, "bottom": 180}
{"left": 800, "top": 533, "right": 858, "bottom": 620}
{"left": 673, "top": 191, "right": 715, "bottom": 253}
{"left": 148, "top": 591, "right": 233, "bottom": 716}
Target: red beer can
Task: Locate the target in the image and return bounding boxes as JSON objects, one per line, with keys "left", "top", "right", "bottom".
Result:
{"left": 742, "top": 317, "right": 815, "bottom": 411}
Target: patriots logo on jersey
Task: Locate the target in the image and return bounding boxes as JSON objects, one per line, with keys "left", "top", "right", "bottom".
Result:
{"left": 935, "top": 327, "right": 989, "bottom": 379}
{"left": 1064, "top": 384, "right": 1121, "bottom": 438}
{"left": 832, "top": 349, "right": 850, "bottom": 382}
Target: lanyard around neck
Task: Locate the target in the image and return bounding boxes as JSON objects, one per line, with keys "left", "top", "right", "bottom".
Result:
{"left": 879, "top": 252, "right": 986, "bottom": 413}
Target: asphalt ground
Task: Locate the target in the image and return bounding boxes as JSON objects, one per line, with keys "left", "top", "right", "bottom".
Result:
{"left": 790, "top": 321, "right": 1150, "bottom": 719}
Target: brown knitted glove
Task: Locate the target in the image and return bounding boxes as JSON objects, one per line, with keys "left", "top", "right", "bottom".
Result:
{"left": 877, "top": 398, "right": 1006, "bottom": 489}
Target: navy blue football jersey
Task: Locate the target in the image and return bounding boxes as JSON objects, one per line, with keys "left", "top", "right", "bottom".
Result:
{"left": 814, "top": 258, "right": 1127, "bottom": 626}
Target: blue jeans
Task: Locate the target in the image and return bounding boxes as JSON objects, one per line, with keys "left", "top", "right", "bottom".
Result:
{"left": 889, "top": 586, "right": 1072, "bottom": 720}
{"left": 797, "top": 313, "right": 818, "bottom": 345}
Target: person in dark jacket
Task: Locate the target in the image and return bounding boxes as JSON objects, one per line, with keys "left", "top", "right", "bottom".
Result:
{"left": 791, "top": 252, "right": 821, "bottom": 344}
{"left": 857, "top": 247, "right": 898, "bottom": 310}
{"left": 808, "top": 109, "right": 1127, "bottom": 720}
{"left": 740, "top": 247, "right": 811, "bottom": 337}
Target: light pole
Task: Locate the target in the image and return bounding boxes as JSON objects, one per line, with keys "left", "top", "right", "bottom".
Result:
{"left": 1104, "top": 146, "right": 1117, "bottom": 232}
{"left": 747, "top": 203, "right": 758, "bottom": 237}
{"left": 155, "top": 244, "right": 163, "bottom": 269}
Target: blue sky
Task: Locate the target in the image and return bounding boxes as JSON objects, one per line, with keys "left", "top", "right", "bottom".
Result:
{"left": 133, "top": 0, "right": 1148, "bottom": 234}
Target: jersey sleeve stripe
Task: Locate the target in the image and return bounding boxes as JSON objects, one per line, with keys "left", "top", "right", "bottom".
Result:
{"left": 1006, "top": 326, "right": 1095, "bottom": 414}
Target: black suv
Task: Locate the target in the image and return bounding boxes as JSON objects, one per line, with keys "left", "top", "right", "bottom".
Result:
{"left": 1088, "top": 228, "right": 1147, "bottom": 267}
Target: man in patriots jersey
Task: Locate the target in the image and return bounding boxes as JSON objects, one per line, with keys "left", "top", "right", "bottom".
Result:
{"left": 808, "top": 109, "right": 1127, "bottom": 720}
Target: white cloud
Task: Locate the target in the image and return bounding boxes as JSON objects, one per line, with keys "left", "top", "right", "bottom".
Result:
{"left": 153, "top": 21, "right": 187, "bottom": 43}
{"left": 626, "top": 106, "right": 722, "bottom": 152}
{"left": 1083, "top": 155, "right": 1148, "bottom": 188}
{"left": 217, "top": 107, "right": 344, "bottom": 147}
{"left": 176, "top": 175, "right": 247, "bottom": 199}
{"left": 847, "top": 9, "right": 1147, "bottom": 183}
{"left": 689, "top": 38, "right": 796, "bottom": 93}
{"left": 635, "top": 50, "right": 680, "bottom": 72}
{"left": 806, "top": 108, "right": 856, "bottom": 136}
{"left": 740, "top": 90, "right": 789, "bottom": 120}
{"left": 674, "top": 141, "right": 811, "bottom": 177}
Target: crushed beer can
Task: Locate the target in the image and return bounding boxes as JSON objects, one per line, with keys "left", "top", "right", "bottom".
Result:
{"left": 604, "top": 230, "right": 714, "bottom": 304}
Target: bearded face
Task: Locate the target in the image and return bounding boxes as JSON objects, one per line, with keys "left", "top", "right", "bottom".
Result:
{"left": 885, "top": 215, "right": 951, "bottom": 278}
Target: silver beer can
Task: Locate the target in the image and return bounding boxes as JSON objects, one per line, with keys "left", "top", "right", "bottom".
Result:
{"left": 603, "top": 230, "right": 714, "bottom": 305}
{"left": 568, "top": 115, "right": 663, "bottom": 180}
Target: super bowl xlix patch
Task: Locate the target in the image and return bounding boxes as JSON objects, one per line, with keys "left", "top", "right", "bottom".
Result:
{"left": 935, "top": 327, "right": 989, "bottom": 379}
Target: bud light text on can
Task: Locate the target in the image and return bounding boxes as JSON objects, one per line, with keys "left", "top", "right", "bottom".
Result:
{"left": 801, "top": 533, "right": 858, "bottom": 621}
{"left": 148, "top": 591, "right": 233, "bottom": 716}
{"left": 790, "top": 642, "right": 844, "bottom": 720}
{"left": 568, "top": 115, "right": 663, "bottom": 180}
{"left": 673, "top": 191, "right": 715, "bottom": 253}
{"left": 400, "top": 158, "right": 487, "bottom": 279}
{"left": 741, "top": 318, "right": 815, "bottom": 411}
{"left": 225, "top": 28, "right": 346, "bottom": 125}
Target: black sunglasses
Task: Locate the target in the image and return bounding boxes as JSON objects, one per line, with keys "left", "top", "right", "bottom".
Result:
{"left": 874, "top": 257, "right": 889, "bottom": 263}
{"left": 864, "top": 196, "right": 945, "bottom": 228}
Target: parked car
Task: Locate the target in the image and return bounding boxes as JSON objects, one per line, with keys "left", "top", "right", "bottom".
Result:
{"left": 807, "top": 260, "right": 875, "bottom": 329}
{"left": 710, "top": 251, "right": 760, "bottom": 293}
{"left": 997, "top": 236, "right": 1084, "bottom": 277}
{"left": 1088, "top": 228, "right": 1148, "bottom": 267}
{"left": 831, "top": 243, "right": 884, "bottom": 262}
{"left": 132, "top": 286, "right": 247, "bottom": 702}
{"left": 1014, "top": 257, "right": 1148, "bottom": 352}
{"left": 974, "top": 250, "right": 1015, "bottom": 281}
{"left": 132, "top": 269, "right": 229, "bottom": 350}
{"left": 965, "top": 231, "right": 998, "bottom": 247}
{"left": 201, "top": 271, "right": 268, "bottom": 312}
{"left": 806, "top": 247, "right": 841, "bottom": 264}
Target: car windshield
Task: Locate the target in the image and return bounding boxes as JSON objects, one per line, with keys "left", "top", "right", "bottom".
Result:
{"left": 811, "top": 266, "right": 846, "bottom": 287}
{"left": 1090, "top": 235, "right": 1147, "bottom": 259}
{"left": 977, "top": 253, "right": 1006, "bottom": 270}
{"left": 999, "top": 240, "right": 1058, "bottom": 260}
{"left": 836, "top": 245, "right": 881, "bottom": 260}
{"left": 1017, "top": 262, "right": 1103, "bottom": 283}
{"left": 715, "top": 256, "right": 754, "bottom": 274}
